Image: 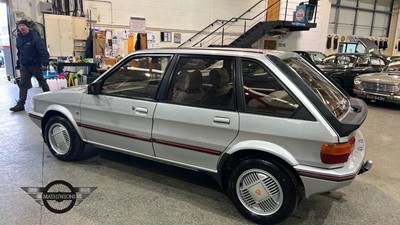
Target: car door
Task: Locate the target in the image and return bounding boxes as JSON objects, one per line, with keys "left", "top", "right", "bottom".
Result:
{"left": 80, "top": 54, "right": 173, "bottom": 156}
{"left": 152, "top": 55, "right": 239, "bottom": 170}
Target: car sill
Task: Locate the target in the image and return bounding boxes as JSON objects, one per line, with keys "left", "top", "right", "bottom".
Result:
{"left": 86, "top": 141, "right": 218, "bottom": 174}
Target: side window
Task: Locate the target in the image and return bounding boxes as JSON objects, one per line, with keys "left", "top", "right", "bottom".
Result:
{"left": 370, "top": 56, "right": 385, "bottom": 67}
{"left": 337, "top": 55, "right": 356, "bottom": 66}
{"left": 323, "top": 55, "right": 336, "bottom": 64}
{"left": 102, "top": 55, "right": 171, "bottom": 99}
{"left": 356, "top": 56, "right": 369, "bottom": 67}
{"left": 311, "top": 53, "right": 325, "bottom": 63}
{"left": 242, "top": 59, "right": 299, "bottom": 116}
{"left": 388, "top": 61, "right": 400, "bottom": 72}
{"left": 167, "top": 56, "right": 235, "bottom": 110}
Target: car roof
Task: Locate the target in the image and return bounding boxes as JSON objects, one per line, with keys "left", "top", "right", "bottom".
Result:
{"left": 293, "top": 51, "right": 325, "bottom": 54}
{"left": 328, "top": 52, "right": 380, "bottom": 57}
{"left": 128, "top": 47, "right": 299, "bottom": 59}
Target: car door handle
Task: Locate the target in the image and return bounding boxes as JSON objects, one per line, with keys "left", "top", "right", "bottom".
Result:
{"left": 134, "top": 107, "right": 148, "bottom": 114}
{"left": 213, "top": 116, "right": 230, "bottom": 125}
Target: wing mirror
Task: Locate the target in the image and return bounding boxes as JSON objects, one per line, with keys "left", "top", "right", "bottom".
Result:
{"left": 87, "top": 82, "right": 102, "bottom": 95}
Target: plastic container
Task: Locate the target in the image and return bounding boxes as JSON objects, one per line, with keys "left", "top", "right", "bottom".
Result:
{"left": 57, "top": 78, "right": 68, "bottom": 89}
{"left": 46, "top": 79, "right": 59, "bottom": 91}
{"left": 58, "top": 73, "right": 66, "bottom": 79}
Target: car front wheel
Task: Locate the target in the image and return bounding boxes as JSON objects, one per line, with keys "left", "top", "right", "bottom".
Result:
{"left": 227, "top": 159, "right": 299, "bottom": 225}
{"left": 44, "top": 116, "right": 85, "bottom": 161}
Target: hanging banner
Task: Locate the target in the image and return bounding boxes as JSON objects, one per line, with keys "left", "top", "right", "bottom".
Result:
{"left": 129, "top": 17, "right": 146, "bottom": 32}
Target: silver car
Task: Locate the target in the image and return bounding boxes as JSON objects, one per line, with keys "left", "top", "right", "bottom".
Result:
{"left": 29, "top": 48, "right": 372, "bottom": 224}
{"left": 354, "top": 60, "right": 400, "bottom": 103}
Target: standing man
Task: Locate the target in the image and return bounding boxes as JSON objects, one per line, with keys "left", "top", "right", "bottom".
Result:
{"left": 10, "top": 19, "right": 50, "bottom": 112}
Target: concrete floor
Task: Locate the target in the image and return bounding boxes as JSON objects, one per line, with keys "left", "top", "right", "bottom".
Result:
{"left": 0, "top": 67, "right": 399, "bottom": 225}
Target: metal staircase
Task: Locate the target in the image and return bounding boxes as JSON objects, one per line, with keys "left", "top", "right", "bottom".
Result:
{"left": 179, "top": 0, "right": 318, "bottom": 48}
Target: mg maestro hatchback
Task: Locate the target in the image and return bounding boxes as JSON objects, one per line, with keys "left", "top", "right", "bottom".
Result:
{"left": 29, "top": 48, "right": 372, "bottom": 224}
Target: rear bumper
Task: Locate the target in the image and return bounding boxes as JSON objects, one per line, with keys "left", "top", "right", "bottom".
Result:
{"left": 295, "top": 130, "right": 371, "bottom": 197}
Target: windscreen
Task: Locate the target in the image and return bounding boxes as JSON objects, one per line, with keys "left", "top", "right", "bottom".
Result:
{"left": 387, "top": 60, "right": 400, "bottom": 74}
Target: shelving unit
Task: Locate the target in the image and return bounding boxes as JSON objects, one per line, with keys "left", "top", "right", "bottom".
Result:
{"left": 44, "top": 15, "right": 88, "bottom": 57}
{"left": 74, "top": 40, "right": 86, "bottom": 58}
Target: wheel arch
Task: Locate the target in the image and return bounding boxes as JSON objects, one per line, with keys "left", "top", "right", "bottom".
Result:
{"left": 217, "top": 143, "right": 304, "bottom": 195}
{"left": 41, "top": 105, "right": 84, "bottom": 142}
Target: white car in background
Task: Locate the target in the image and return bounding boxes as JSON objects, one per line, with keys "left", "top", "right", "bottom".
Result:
{"left": 29, "top": 48, "right": 372, "bottom": 224}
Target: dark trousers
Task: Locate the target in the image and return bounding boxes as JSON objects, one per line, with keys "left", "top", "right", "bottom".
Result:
{"left": 18, "top": 65, "right": 50, "bottom": 105}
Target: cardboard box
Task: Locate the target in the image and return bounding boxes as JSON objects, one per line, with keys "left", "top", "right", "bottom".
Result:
{"left": 103, "top": 58, "right": 117, "bottom": 66}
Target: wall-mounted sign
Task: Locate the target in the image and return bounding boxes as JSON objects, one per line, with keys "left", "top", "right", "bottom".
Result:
{"left": 292, "top": 4, "right": 308, "bottom": 26}
{"left": 278, "top": 43, "right": 286, "bottom": 47}
{"left": 174, "top": 33, "right": 181, "bottom": 43}
{"left": 129, "top": 17, "right": 146, "bottom": 32}
{"left": 295, "top": 9, "right": 305, "bottom": 22}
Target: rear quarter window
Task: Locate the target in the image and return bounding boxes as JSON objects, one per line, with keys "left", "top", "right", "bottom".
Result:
{"left": 281, "top": 57, "right": 350, "bottom": 118}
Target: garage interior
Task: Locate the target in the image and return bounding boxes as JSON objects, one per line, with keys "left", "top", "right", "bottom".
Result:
{"left": 1, "top": 0, "right": 400, "bottom": 224}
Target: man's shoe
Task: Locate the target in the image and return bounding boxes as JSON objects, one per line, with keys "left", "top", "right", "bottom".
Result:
{"left": 9, "top": 102, "right": 25, "bottom": 112}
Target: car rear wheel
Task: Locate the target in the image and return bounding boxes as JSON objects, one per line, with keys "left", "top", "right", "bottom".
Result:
{"left": 44, "top": 116, "right": 85, "bottom": 161}
{"left": 227, "top": 159, "right": 299, "bottom": 225}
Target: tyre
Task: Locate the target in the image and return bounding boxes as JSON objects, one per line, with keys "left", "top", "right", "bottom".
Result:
{"left": 44, "top": 116, "right": 85, "bottom": 161}
{"left": 227, "top": 159, "right": 299, "bottom": 225}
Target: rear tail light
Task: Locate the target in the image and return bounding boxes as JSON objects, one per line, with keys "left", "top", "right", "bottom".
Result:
{"left": 321, "top": 137, "right": 356, "bottom": 164}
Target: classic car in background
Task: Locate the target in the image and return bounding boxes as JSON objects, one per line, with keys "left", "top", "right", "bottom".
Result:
{"left": 293, "top": 51, "right": 326, "bottom": 65}
{"left": 354, "top": 60, "right": 400, "bottom": 104}
{"left": 318, "top": 53, "right": 388, "bottom": 94}
{"left": 386, "top": 55, "right": 400, "bottom": 62}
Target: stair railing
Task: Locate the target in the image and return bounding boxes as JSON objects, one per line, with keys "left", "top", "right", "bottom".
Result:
{"left": 192, "top": 0, "right": 291, "bottom": 48}
{"left": 180, "top": 0, "right": 318, "bottom": 48}
{"left": 192, "top": 0, "right": 274, "bottom": 48}
{"left": 179, "top": 0, "right": 267, "bottom": 48}
{"left": 203, "top": 7, "right": 269, "bottom": 47}
{"left": 178, "top": 19, "right": 227, "bottom": 47}
{"left": 206, "top": 0, "right": 318, "bottom": 47}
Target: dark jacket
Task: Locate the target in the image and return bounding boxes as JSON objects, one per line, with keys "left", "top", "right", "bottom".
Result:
{"left": 16, "top": 30, "right": 49, "bottom": 67}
